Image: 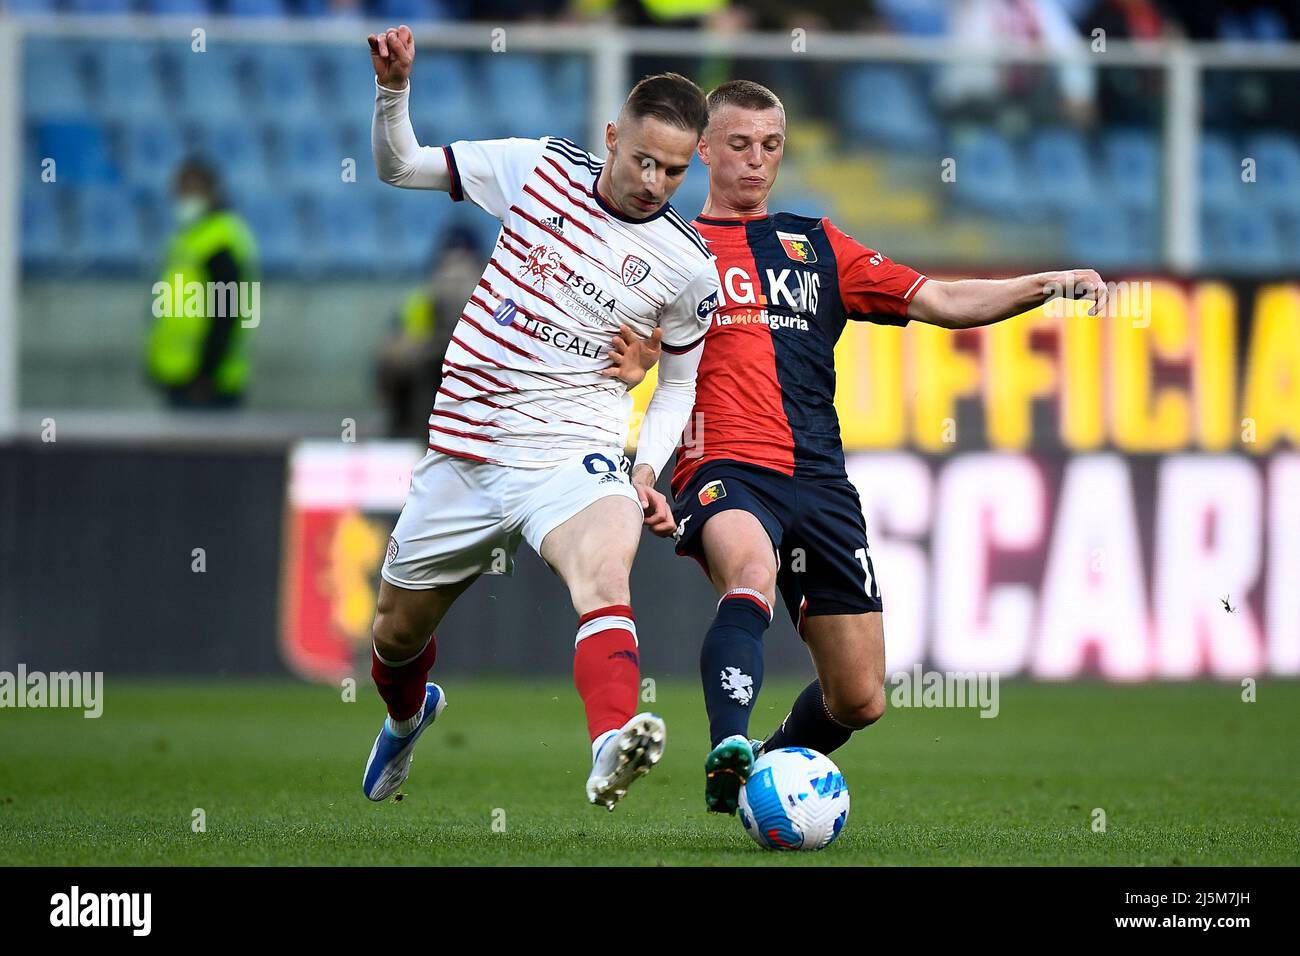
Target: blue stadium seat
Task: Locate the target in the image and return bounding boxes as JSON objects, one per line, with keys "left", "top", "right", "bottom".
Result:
{"left": 1067, "top": 202, "right": 1143, "bottom": 266}
{"left": 314, "top": 46, "right": 383, "bottom": 127}
{"left": 482, "top": 55, "right": 552, "bottom": 139}
{"left": 248, "top": 45, "right": 316, "bottom": 119}
{"left": 313, "top": 190, "right": 385, "bottom": 272}
{"left": 93, "top": 41, "right": 169, "bottom": 121}
{"left": 66, "top": 0, "right": 134, "bottom": 13}
{"left": 34, "top": 120, "right": 117, "bottom": 184}
{"left": 21, "top": 187, "right": 67, "bottom": 272}
{"left": 278, "top": 121, "right": 343, "bottom": 188}
{"left": 376, "top": 190, "right": 452, "bottom": 275}
{"left": 238, "top": 191, "right": 303, "bottom": 274}
{"left": 875, "top": 0, "right": 948, "bottom": 36}
{"left": 175, "top": 45, "right": 251, "bottom": 123}
{"left": 119, "top": 122, "right": 187, "bottom": 191}
{"left": 225, "top": 0, "right": 288, "bottom": 16}
{"left": 951, "top": 129, "right": 1024, "bottom": 216}
{"left": 1199, "top": 131, "right": 1243, "bottom": 212}
{"left": 1203, "top": 207, "right": 1285, "bottom": 271}
{"left": 839, "top": 66, "right": 939, "bottom": 152}
{"left": 1100, "top": 128, "right": 1159, "bottom": 212}
{"left": 548, "top": 58, "right": 590, "bottom": 141}
{"left": 1027, "top": 128, "right": 1096, "bottom": 211}
{"left": 1242, "top": 131, "right": 1300, "bottom": 213}
{"left": 141, "top": 0, "right": 210, "bottom": 13}
{"left": 192, "top": 120, "right": 273, "bottom": 191}
{"left": 5, "top": 0, "right": 63, "bottom": 12}
{"left": 72, "top": 187, "right": 146, "bottom": 270}
{"left": 376, "top": 0, "right": 452, "bottom": 20}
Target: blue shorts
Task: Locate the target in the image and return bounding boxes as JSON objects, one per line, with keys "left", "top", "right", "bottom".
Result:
{"left": 671, "top": 461, "right": 883, "bottom": 631}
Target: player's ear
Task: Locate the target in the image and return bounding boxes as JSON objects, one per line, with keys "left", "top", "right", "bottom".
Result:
{"left": 605, "top": 121, "right": 618, "bottom": 157}
{"left": 697, "top": 135, "right": 710, "bottom": 166}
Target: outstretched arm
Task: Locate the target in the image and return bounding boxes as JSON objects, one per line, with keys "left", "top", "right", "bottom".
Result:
{"left": 908, "top": 269, "right": 1107, "bottom": 329}
{"left": 369, "top": 25, "right": 452, "bottom": 190}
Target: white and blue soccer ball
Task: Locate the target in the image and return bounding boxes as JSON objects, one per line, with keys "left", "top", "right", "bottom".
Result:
{"left": 737, "top": 747, "right": 850, "bottom": 851}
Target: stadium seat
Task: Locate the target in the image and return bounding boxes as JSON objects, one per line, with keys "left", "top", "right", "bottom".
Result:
{"left": 119, "top": 122, "right": 188, "bottom": 191}
{"left": 23, "top": 56, "right": 91, "bottom": 120}
{"left": 314, "top": 46, "right": 384, "bottom": 128}
{"left": 21, "top": 187, "right": 67, "bottom": 273}
{"left": 376, "top": 190, "right": 453, "bottom": 275}
{"left": 1199, "top": 131, "right": 1244, "bottom": 212}
{"left": 34, "top": 120, "right": 118, "bottom": 184}
{"left": 547, "top": 58, "right": 591, "bottom": 141}
{"left": 376, "top": 0, "right": 452, "bottom": 20}
{"left": 225, "top": 0, "right": 289, "bottom": 16}
{"left": 72, "top": 187, "right": 146, "bottom": 271}
{"left": 175, "top": 45, "right": 252, "bottom": 123}
{"left": 66, "top": 0, "right": 134, "bottom": 13}
{"left": 482, "top": 55, "right": 553, "bottom": 140}
{"left": 951, "top": 129, "right": 1025, "bottom": 217}
{"left": 141, "top": 0, "right": 210, "bottom": 13}
{"left": 313, "top": 190, "right": 386, "bottom": 272}
{"left": 192, "top": 119, "right": 274, "bottom": 192}
{"left": 249, "top": 45, "right": 317, "bottom": 120}
{"left": 875, "top": 0, "right": 948, "bottom": 36}
{"left": 1203, "top": 207, "right": 1285, "bottom": 271}
{"left": 238, "top": 191, "right": 303, "bottom": 275}
{"left": 93, "top": 41, "right": 169, "bottom": 121}
{"left": 1242, "top": 131, "right": 1300, "bottom": 213}
{"left": 1066, "top": 202, "right": 1144, "bottom": 266}
{"left": 278, "top": 121, "right": 344, "bottom": 189}
{"left": 1027, "top": 128, "right": 1097, "bottom": 211}
{"left": 840, "top": 66, "right": 939, "bottom": 152}
{"left": 1100, "top": 128, "right": 1160, "bottom": 212}
{"left": 5, "top": 0, "right": 63, "bottom": 12}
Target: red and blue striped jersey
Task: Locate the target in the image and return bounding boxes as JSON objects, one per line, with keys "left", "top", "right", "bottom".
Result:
{"left": 671, "top": 212, "right": 927, "bottom": 495}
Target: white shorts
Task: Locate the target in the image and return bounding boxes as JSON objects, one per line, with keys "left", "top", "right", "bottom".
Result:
{"left": 381, "top": 447, "right": 641, "bottom": 589}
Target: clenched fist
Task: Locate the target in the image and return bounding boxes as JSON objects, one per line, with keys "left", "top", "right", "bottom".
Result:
{"left": 368, "top": 25, "right": 415, "bottom": 92}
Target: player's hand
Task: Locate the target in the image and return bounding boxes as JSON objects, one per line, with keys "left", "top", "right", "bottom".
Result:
{"left": 632, "top": 464, "right": 676, "bottom": 537}
{"left": 368, "top": 25, "right": 415, "bottom": 91}
{"left": 600, "top": 324, "right": 662, "bottom": 387}
{"left": 1061, "top": 268, "right": 1107, "bottom": 316}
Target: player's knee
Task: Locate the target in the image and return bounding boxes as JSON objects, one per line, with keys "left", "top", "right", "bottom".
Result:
{"left": 828, "top": 686, "right": 886, "bottom": 730}
{"left": 371, "top": 606, "right": 428, "bottom": 659}
{"left": 573, "top": 557, "right": 631, "bottom": 611}
{"left": 723, "top": 559, "right": 777, "bottom": 604}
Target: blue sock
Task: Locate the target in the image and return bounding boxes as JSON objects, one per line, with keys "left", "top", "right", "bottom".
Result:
{"left": 761, "top": 680, "right": 854, "bottom": 757}
{"left": 700, "top": 591, "right": 771, "bottom": 747}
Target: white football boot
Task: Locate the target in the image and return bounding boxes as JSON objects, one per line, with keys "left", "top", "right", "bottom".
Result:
{"left": 585, "top": 712, "right": 666, "bottom": 811}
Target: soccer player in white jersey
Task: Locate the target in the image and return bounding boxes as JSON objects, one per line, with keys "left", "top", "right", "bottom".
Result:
{"left": 361, "top": 26, "right": 720, "bottom": 810}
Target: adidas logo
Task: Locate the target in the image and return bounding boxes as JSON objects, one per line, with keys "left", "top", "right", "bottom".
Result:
{"left": 541, "top": 215, "right": 565, "bottom": 236}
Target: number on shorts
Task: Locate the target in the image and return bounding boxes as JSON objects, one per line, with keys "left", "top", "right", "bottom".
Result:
{"left": 854, "top": 546, "right": 881, "bottom": 602}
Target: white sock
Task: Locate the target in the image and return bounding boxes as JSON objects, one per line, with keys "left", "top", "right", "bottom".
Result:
{"left": 387, "top": 703, "right": 425, "bottom": 737}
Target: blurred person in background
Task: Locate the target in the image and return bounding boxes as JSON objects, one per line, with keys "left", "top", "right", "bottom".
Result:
{"left": 145, "top": 159, "right": 259, "bottom": 410}
{"left": 937, "top": 0, "right": 1098, "bottom": 132}
{"left": 375, "top": 225, "right": 482, "bottom": 438}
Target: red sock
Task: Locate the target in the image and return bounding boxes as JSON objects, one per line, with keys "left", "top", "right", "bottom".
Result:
{"left": 371, "top": 635, "right": 437, "bottom": 721}
{"left": 573, "top": 604, "right": 639, "bottom": 741}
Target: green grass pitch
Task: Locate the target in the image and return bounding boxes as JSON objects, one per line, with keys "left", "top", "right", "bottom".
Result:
{"left": 1, "top": 679, "right": 1297, "bottom": 866}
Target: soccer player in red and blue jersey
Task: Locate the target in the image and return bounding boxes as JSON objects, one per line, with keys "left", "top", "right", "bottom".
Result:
{"left": 643, "top": 80, "right": 1108, "bottom": 813}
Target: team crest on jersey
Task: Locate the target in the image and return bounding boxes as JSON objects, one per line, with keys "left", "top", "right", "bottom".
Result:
{"left": 386, "top": 537, "right": 399, "bottom": 566}
{"left": 520, "top": 244, "right": 564, "bottom": 290}
{"left": 776, "top": 230, "right": 817, "bottom": 264}
{"left": 698, "top": 480, "right": 727, "bottom": 506}
{"left": 621, "top": 254, "right": 651, "bottom": 287}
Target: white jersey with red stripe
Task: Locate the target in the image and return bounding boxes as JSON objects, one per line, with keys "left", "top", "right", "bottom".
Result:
{"left": 431, "top": 135, "right": 719, "bottom": 467}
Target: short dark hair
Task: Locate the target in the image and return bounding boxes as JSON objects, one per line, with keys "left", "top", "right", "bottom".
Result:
{"left": 621, "top": 72, "right": 709, "bottom": 136}
{"left": 706, "top": 79, "right": 785, "bottom": 117}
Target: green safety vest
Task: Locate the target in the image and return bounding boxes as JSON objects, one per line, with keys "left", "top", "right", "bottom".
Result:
{"left": 146, "top": 210, "right": 259, "bottom": 393}
{"left": 399, "top": 290, "right": 435, "bottom": 339}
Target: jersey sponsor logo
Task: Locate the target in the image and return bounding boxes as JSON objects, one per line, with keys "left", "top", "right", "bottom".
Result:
{"left": 557, "top": 268, "right": 620, "bottom": 327}
{"left": 492, "top": 298, "right": 519, "bottom": 326}
{"left": 541, "top": 215, "right": 565, "bottom": 236}
{"left": 621, "top": 254, "right": 651, "bottom": 287}
{"left": 715, "top": 310, "right": 810, "bottom": 332}
{"left": 776, "top": 230, "right": 817, "bottom": 264}
{"left": 517, "top": 314, "right": 607, "bottom": 359}
{"left": 697, "top": 290, "right": 719, "bottom": 319}
{"left": 698, "top": 479, "right": 727, "bottom": 505}
{"left": 718, "top": 266, "right": 819, "bottom": 316}
{"left": 520, "top": 244, "right": 564, "bottom": 291}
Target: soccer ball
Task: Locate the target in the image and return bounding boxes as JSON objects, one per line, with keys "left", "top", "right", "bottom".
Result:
{"left": 737, "top": 747, "right": 850, "bottom": 851}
